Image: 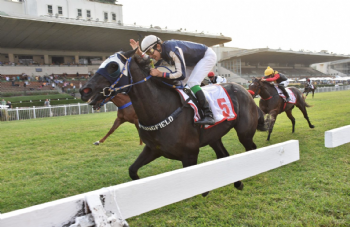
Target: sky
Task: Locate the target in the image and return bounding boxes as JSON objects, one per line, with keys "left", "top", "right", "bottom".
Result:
{"left": 120, "top": 0, "right": 350, "bottom": 55}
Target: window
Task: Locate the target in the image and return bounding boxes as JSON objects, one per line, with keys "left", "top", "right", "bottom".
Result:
{"left": 58, "top": 6, "right": 63, "bottom": 15}
{"left": 112, "top": 13, "right": 116, "bottom": 21}
{"left": 77, "top": 9, "right": 82, "bottom": 17}
{"left": 87, "top": 10, "right": 91, "bottom": 18}
{"left": 104, "top": 12, "right": 108, "bottom": 21}
{"left": 48, "top": 5, "right": 53, "bottom": 14}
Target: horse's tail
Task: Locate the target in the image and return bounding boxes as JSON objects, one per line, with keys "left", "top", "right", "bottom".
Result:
{"left": 299, "top": 92, "right": 312, "bottom": 107}
{"left": 256, "top": 105, "right": 267, "bottom": 131}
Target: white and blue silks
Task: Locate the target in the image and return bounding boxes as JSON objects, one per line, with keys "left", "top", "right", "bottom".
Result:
{"left": 158, "top": 40, "right": 217, "bottom": 87}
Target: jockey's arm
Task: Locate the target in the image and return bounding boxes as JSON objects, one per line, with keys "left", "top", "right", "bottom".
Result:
{"left": 264, "top": 74, "right": 280, "bottom": 82}
{"left": 151, "top": 51, "right": 183, "bottom": 79}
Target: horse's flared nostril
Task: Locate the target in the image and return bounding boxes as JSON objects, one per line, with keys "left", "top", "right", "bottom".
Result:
{"left": 83, "top": 88, "right": 91, "bottom": 94}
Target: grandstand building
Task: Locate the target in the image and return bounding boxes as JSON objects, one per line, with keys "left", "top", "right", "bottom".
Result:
{"left": 212, "top": 46, "right": 350, "bottom": 84}
{"left": 0, "top": 0, "right": 231, "bottom": 77}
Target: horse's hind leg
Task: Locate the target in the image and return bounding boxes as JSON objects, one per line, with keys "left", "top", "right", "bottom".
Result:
{"left": 296, "top": 104, "right": 315, "bottom": 128}
{"left": 94, "top": 118, "right": 125, "bottom": 145}
{"left": 129, "top": 146, "right": 161, "bottom": 180}
{"left": 266, "top": 112, "right": 279, "bottom": 141}
{"left": 285, "top": 109, "right": 296, "bottom": 133}
{"left": 209, "top": 140, "right": 243, "bottom": 191}
{"left": 209, "top": 139, "right": 230, "bottom": 159}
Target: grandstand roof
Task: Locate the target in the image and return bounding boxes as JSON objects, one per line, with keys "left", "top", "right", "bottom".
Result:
{"left": 220, "top": 48, "right": 350, "bottom": 65}
{"left": 0, "top": 14, "right": 231, "bottom": 52}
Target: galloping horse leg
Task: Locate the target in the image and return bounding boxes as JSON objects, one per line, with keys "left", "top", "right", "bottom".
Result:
{"left": 181, "top": 150, "right": 212, "bottom": 196}
{"left": 267, "top": 111, "right": 279, "bottom": 141}
{"left": 133, "top": 121, "right": 143, "bottom": 145}
{"left": 285, "top": 109, "right": 296, "bottom": 133}
{"left": 94, "top": 118, "right": 126, "bottom": 145}
{"left": 209, "top": 139, "right": 229, "bottom": 159}
{"left": 129, "top": 146, "right": 161, "bottom": 180}
{"left": 209, "top": 140, "right": 244, "bottom": 191}
{"left": 296, "top": 104, "right": 315, "bottom": 129}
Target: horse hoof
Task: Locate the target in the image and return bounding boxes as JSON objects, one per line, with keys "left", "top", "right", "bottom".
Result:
{"left": 202, "top": 191, "right": 210, "bottom": 197}
{"left": 310, "top": 125, "right": 315, "bottom": 128}
{"left": 93, "top": 141, "right": 100, "bottom": 145}
{"left": 234, "top": 181, "right": 244, "bottom": 190}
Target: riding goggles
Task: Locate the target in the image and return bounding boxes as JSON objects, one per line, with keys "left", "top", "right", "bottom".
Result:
{"left": 146, "top": 48, "right": 155, "bottom": 55}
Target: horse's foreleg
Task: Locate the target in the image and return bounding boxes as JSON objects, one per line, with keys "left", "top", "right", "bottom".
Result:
{"left": 285, "top": 109, "right": 296, "bottom": 133}
{"left": 133, "top": 121, "right": 143, "bottom": 145}
{"left": 94, "top": 118, "right": 125, "bottom": 145}
{"left": 129, "top": 146, "right": 161, "bottom": 180}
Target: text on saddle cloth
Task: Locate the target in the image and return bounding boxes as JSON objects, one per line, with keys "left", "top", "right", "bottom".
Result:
{"left": 274, "top": 86, "right": 297, "bottom": 104}
{"left": 177, "top": 84, "right": 237, "bottom": 129}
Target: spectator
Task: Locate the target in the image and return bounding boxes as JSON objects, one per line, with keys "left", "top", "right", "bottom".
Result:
{"left": 44, "top": 99, "right": 50, "bottom": 107}
{"left": 73, "top": 85, "right": 76, "bottom": 93}
{"left": 12, "top": 77, "right": 15, "bottom": 86}
{"left": 7, "top": 101, "right": 12, "bottom": 109}
{"left": 6, "top": 76, "right": 9, "bottom": 81}
{"left": 76, "top": 72, "right": 79, "bottom": 78}
{"left": 1, "top": 99, "right": 6, "bottom": 105}
{"left": 79, "top": 82, "right": 82, "bottom": 89}
{"left": 52, "top": 83, "right": 55, "bottom": 89}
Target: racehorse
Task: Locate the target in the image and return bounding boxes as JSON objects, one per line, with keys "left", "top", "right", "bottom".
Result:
{"left": 303, "top": 84, "right": 317, "bottom": 98}
{"left": 92, "top": 93, "right": 141, "bottom": 146}
{"left": 80, "top": 49, "right": 265, "bottom": 191}
{"left": 249, "top": 78, "right": 315, "bottom": 141}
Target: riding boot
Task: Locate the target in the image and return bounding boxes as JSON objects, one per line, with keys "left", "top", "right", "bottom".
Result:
{"left": 194, "top": 90, "right": 215, "bottom": 125}
{"left": 278, "top": 85, "right": 291, "bottom": 102}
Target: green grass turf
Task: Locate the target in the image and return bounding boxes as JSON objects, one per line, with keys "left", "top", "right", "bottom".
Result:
{"left": 0, "top": 90, "right": 349, "bottom": 226}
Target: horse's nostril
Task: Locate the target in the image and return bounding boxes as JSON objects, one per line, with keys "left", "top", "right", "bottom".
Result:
{"left": 83, "top": 88, "right": 91, "bottom": 94}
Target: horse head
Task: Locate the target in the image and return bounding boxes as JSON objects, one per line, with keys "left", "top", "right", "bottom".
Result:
{"left": 248, "top": 77, "right": 262, "bottom": 98}
{"left": 80, "top": 49, "right": 137, "bottom": 108}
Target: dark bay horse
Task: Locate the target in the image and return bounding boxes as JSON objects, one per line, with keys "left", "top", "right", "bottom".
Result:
{"left": 303, "top": 84, "right": 317, "bottom": 98}
{"left": 92, "top": 93, "right": 141, "bottom": 146}
{"left": 80, "top": 51, "right": 265, "bottom": 191}
{"left": 249, "top": 78, "right": 315, "bottom": 141}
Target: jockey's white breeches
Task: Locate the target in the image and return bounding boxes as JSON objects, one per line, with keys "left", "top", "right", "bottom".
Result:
{"left": 183, "top": 48, "right": 217, "bottom": 88}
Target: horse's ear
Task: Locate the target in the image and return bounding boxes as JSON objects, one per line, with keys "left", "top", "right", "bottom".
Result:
{"left": 122, "top": 48, "right": 138, "bottom": 59}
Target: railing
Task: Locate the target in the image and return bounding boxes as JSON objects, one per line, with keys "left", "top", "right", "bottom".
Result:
{"left": 301, "top": 85, "right": 350, "bottom": 93}
{"left": 0, "top": 102, "right": 117, "bottom": 121}
{"left": 0, "top": 140, "right": 300, "bottom": 227}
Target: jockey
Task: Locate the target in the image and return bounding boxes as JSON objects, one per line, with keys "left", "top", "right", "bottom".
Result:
{"left": 307, "top": 78, "right": 313, "bottom": 88}
{"left": 130, "top": 35, "right": 216, "bottom": 125}
{"left": 261, "top": 66, "right": 291, "bottom": 102}
{"left": 207, "top": 71, "right": 227, "bottom": 84}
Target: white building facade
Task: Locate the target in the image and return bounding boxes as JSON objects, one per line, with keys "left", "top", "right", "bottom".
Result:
{"left": 1, "top": 0, "right": 123, "bottom": 23}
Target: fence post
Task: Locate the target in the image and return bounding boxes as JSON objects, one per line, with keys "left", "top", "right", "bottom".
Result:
{"left": 104, "top": 104, "right": 107, "bottom": 112}
{"left": 78, "top": 103, "right": 81, "bottom": 115}
{"left": 16, "top": 107, "right": 19, "bottom": 120}
{"left": 49, "top": 105, "right": 52, "bottom": 117}
{"left": 33, "top": 106, "right": 36, "bottom": 119}
{"left": 64, "top": 105, "right": 67, "bottom": 116}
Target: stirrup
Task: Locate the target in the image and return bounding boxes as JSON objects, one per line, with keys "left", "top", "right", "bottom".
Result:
{"left": 194, "top": 117, "right": 215, "bottom": 125}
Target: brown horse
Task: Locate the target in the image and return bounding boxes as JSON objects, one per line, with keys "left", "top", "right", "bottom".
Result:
{"left": 303, "top": 84, "right": 317, "bottom": 98}
{"left": 80, "top": 50, "right": 266, "bottom": 192}
{"left": 249, "top": 78, "right": 315, "bottom": 141}
{"left": 92, "top": 93, "right": 141, "bottom": 146}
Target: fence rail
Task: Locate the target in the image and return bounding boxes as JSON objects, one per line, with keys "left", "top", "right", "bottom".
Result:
{"left": 325, "top": 125, "right": 350, "bottom": 148}
{"left": 0, "top": 102, "right": 117, "bottom": 121}
{"left": 0, "top": 140, "right": 300, "bottom": 227}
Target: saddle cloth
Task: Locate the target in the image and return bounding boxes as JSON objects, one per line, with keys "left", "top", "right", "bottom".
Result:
{"left": 177, "top": 84, "right": 237, "bottom": 129}
{"left": 274, "top": 86, "right": 296, "bottom": 104}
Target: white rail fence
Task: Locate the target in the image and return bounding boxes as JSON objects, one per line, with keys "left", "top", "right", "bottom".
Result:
{"left": 0, "top": 102, "right": 118, "bottom": 121}
{"left": 299, "top": 85, "right": 350, "bottom": 93}
{"left": 325, "top": 125, "right": 350, "bottom": 148}
{"left": 0, "top": 140, "right": 300, "bottom": 227}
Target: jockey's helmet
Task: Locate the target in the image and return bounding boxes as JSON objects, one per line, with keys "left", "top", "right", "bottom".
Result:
{"left": 141, "top": 35, "right": 162, "bottom": 54}
{"left": 208, "top": 72, "right": 215, "bottom": 77}
{"left": 264, "top": 66, "right": 274, "bottom": 76}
